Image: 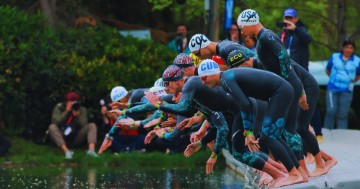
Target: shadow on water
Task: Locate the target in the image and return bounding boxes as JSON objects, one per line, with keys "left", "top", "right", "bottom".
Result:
{"left": 0, "top": 166, "right": 247, "bottom": 189}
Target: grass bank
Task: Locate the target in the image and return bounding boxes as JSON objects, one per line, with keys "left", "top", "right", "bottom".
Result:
{"left": 0, "top": 136, "right": 225, "bottom": 168}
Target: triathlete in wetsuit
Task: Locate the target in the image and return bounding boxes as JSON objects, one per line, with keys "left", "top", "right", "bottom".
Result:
{"left": 198, "top": 59, "right": 305, "bottom": 186}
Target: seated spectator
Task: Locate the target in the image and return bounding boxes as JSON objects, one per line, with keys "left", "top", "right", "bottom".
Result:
{"left": 167, "top": 24, "right": 190, "bottom": 54}
{"left": 48, "top": 92, "right": 98, "bottom": 159}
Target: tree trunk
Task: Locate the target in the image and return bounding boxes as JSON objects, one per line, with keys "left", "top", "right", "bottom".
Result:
{"left": 337, "top": 0, "right": 346, "bottom": 49}
{"left": 40, "top": 0, "right": 56, "bottom": 27}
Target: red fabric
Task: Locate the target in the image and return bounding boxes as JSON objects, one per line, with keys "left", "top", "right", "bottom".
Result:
{"left": 212, "top": 55, "right": 226, "bottom": 65}
{"left": 120, "top": 129, "right": 139, "bottom": 136}
{"left": 66, "top": 92, "right": 79, "bottom": 101}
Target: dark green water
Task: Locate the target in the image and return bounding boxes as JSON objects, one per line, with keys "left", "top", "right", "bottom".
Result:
{"left": 0, "top": 166, "right": 247, "bottom": 189}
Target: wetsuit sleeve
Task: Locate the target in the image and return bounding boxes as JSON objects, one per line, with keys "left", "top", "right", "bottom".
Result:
{"left": 294, "top": 26, "right": 312, "bottom": 45}
{"left": 159, "top": 83, "right": 196, "bottom": 117}
{"left": 128, "top": 102, "right": 146, "bottom": 108}
{"left": 221, "top": 72, "right": 253, "bottom": 130}
{"left": 200, "top": 126, "right": 217, "bottom": 145}
{"left": 203, "top": 110, "right": 229, "bottom": 155}
{"left": 108, "top": 115, "right": 127, "bottom": 136}
{"left": 263, "top": 32, "right": 290, "bottom": 79}
{"left": 124, "top": 103, "right": 157, "bottom": 115}
{"left": 163, "top": 115, "right": 187, "bottom": 141}
{"left": 139, "top": 110, "right": 162, "bottom": 128}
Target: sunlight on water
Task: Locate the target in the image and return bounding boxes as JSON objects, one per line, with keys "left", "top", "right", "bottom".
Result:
{"left": 0, "top": 166, "right": 247, "bottom": 189}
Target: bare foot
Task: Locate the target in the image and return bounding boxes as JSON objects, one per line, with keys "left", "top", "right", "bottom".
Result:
{"left": 269, "top": 174, "right": 302, "bottom": 188}
{"left": 325, "top": 158, "right": 338, "bottom": 171}
{"left": 305, "top": 153, "right": 315, "bottom": 164}
{"left": 310, "top": 167, "right": 328, "bottom": 177}
{"left": 258, "top": 171, "right": 274, "bottom": 188}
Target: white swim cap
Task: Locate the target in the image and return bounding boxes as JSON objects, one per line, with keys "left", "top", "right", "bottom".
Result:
{"left": 153, "top": 78, "right": 165, "bottom": 88}
{"left": 110, "top": 86, "right": 128, "bottom": 102}
{"left": 237, "top": 9, "right": 259, "bottom": 27}
{"left": 188, "top": 34, "right": 211, "bottom": 53}
{"left": 198, "top": 59, "right": 220, "bottom": 77}
{"left": 149, "top": 86, "right": 166, "bottom": 97}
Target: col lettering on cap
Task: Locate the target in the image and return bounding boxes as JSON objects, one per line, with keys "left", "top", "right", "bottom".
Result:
{"left": 237, "top": 9, "right": 260, "bottom": 27}
{"left": 173, "top": 53, "right": 194, "bottom": 68}
{"left": 188, "top": 34, "right": 211, "bottom": 53}
{"left": 110, "top": 86, "right": 128, "bottom": 102}
{"left": 198, "top": 59, "right": 220, "bottom": 77}
{"left": 227, "top": 50, "right": 249, "bottom": 68}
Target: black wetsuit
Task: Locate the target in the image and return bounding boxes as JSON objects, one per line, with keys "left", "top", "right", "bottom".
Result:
{"left": 216, "top": 40, "right": 257, "bottom": 62}
{"left": 292, "top": 62, "right": 320, "bottom": 156}
{"left": 220, "top": 67, "right": 299, "bottom": 171}
{"left": 256, "top": 28, "right": 303, "bottom": 161}
{"left": 160, "top": 76, "right": 272, "bottom": 169}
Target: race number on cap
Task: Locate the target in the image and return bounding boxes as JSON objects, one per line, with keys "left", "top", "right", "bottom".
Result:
{"left": 227, "top": 50, "right": 249, "bottom": 68}
{"left": 188, "top": 34, "right": 211, "bottom": 53}
{"left": 237, "top": 9, "right": 259, "bottom": 27}
{"left": 198, "top": 59, "right": 220, "bottom": 77}
{"left": 173, "top": 53, "right": 194, "bottom": 68}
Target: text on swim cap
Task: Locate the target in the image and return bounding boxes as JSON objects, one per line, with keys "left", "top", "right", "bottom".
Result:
{"left": 239, "top": 10, "right": 258, "bottom": 23}
{"left": 190, "top": 35, "right": 208, "bottom": 48}
{"left": 200, "top": 61, "right": 219, "bottom": 71}
{"left": 230, "top": 53, "right": 243, "bottom": 62}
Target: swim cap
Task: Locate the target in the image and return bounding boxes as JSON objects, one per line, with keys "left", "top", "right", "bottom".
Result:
{"left": 227, "top": 50, "right": 249, "bottom": 68}
{"left": 237, "top": 9, "right": 259, "bottom": 27}
{"left": 198, "top": 59, "right": 220, "bottom": 77}
{"left": 212, "top": 55, "right": 226, "bottom": 65}
{"left": 149, "top": 86, "right": 166, "bottom": 97}
{"left": 162, "top": 65, "right": 184, "bottom": 82}
{"left": 173, "top": 53, "right": 194, "bottom": 68}
{"left": 188, "top": 34, "right": 211, "bottom": 52}
{"left": 110, "top": 86, "right": 128, "bottom": 102}
{"left": 153, "top": 78, "right": 165, "bottom": 88}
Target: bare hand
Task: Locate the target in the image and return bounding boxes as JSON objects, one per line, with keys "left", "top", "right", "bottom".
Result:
{"left": 144, "top": 117, "right": 162, "bottom": 128}
{"left": 283, "top": 20, "right": 296, "bottom": 30}
{"left": 116, "top": 118, "right": 135, "bottom": 130}
{"left": 206, "top": 156, "right": 217, "bottom": 174}
{"left": 98, "top": 135, "right": 113, "bottom": 154}
{"left": 144, "top": 131, "right": 157, "bottom": 144}
{"left": 161, "top": 118, "right": 177, "bottom": 127}
{"left": 299, "top": 93, "right": 309, "bottom": 111}
{"left": 178, "top": 115, "right": 204, "bottom": 130}
{"left": 109, "top": 109, "right": 122, "bottom": 117}
{"left": 184, "top": 142, "right": 201, "bottom": 157}
{"left": 154, "top": 128, "right": 166, "bottom": 138}
{"left": 245, "top": 134, "right": 260, "bottom": 152}
{"left": 144, "top": 91, "right": 161, "bottom": 107}
{"left": 110, "top": 102, "right": 128, "bottom": 109}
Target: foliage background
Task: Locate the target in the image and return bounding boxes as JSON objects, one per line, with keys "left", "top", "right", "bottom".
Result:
{"left": 0, "top": 6, "right": 175, "bottom": 138}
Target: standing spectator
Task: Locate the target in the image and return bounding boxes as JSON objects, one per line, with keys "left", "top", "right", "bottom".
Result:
{"left": 324, "top": 40, "right": 360, "bottom": 130}
{"left": 48, "top": 92, "right": 98, "bottom": 159}
{"left": 279, "top": 8, "right": 323, "bottom": 141}
{"left": 227, "top": 22, "right": 243, "bottom": 44}
{"left": 279, "top": 8, "right": 312, "bottom": 70}
{"left": 167, "top": 24, "right": 190, "bottom": 54}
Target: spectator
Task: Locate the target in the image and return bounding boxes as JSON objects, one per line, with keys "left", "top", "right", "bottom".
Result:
{"left": 108, "top": 86, "right": 146, "bottom": 153}
{"left": 48, "top": 92, "right": 98, "bottom": 159}
{"left": 324, "top": 39, "right": 360, "bottom": 130}
{"left": 167, "top": 24, "right": 190, "bottom": 54}
{"left": 279, "top": 8, "right": 312, "bottom": 70}
{"left": 227, "top": 22, "right": 243, "bottom": 44}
